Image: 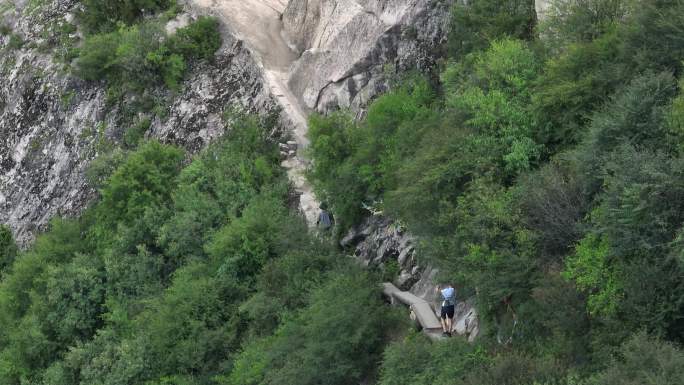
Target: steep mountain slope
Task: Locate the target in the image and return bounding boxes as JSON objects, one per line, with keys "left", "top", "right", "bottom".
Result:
{"left": 0, "top": 0, "right": 278, "bottom": 245}
{"left": 0, "top": 0, "right": 450, "bottom": 244}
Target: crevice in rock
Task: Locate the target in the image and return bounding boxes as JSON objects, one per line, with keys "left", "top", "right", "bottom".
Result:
{"left": 316, "top": 1, "right": 339, "bottom": 49}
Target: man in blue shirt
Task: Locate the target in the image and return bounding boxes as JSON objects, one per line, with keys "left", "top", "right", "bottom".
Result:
{"left": 437, "top": 283, "right": 456, "bottom": 337}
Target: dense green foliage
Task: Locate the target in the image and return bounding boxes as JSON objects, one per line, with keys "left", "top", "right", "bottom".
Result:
{"left": 0, "top": 225, "right": 17, "bottom": 274}
{"left": 76, "top": 16, "right": 221, "bottom": 91}
{"left": 0, "top": 114, "right": 400, "bottom": 384}
{"left": 78, "top": 0, "right": 175, "bottom": 34}
{"left": 448, "top": 0, "right": 536, "bottom": 57}
{"left": 226, "top": 270, "right": 399, "bottom": 385}
{"left": 5, "top": 0, "right": 684, "bottom": 384}
{"left": 307, "top": 0, "right": 684, "bottom": 383}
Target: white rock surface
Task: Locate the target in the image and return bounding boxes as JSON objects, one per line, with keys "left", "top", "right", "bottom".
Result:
{"left": 187, "top": 0, "right": 323, "bottom": 226}
{"left": 535, "top": 0, "right": 551, "bottom": 20}
{"left": 283, "top": 0, "right": 451, "bottom": 114}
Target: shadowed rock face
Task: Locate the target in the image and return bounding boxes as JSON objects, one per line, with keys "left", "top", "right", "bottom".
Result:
{"left": 282, "top": 0, "right": 452, "bottom": 115}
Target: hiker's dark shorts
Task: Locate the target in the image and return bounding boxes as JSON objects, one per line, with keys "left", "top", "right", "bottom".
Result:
{"left": 441, "top": 305, "right": 455, "bottom": 319}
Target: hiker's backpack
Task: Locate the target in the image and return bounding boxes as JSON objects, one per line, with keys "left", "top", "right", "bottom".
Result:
{"left": 318, "top": 211, "right": 332, "bottom": 228}
{"left": 441, "top": 287, "right": 456, "bottom": 306}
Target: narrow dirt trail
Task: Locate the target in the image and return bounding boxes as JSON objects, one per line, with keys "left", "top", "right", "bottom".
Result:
{"left": 188, "top": 0, "right": 320, "bottom": 225}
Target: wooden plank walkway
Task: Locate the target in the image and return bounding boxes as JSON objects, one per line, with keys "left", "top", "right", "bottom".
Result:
{"left": 383, "top": 283, "right": 443, "bottom": 334}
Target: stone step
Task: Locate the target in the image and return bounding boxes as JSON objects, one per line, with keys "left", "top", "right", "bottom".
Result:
{"left": 410, "top": 301, "right": 442, "bottom": 330}
{"left": 392, "top": 290, "right": 427, "bottom": 306}
{"left": 382, "top": 282, "right": 443, "bottom": 334}
{"left": 382, "top": 282, "right": 401, "bottom": 298}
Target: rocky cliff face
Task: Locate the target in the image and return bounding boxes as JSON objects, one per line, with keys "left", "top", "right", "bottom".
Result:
{"left": 1, "top": 0, "right": 452, "bottom": 245}
{"left": 0, "top": 0, "right": 278, "bottom": 246}
{"left": 342, "top": 215, "right": 480, "bottom": 341}
{"left": 2, "top": 0, "right": 474, "bottom": 338}
{"left": 282, "top": 0, "right": 451, "bottom": 116}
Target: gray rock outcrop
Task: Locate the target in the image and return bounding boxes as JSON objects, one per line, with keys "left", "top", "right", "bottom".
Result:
{"left": 0, "top": 0, "right": 279, "bottom": 246}
{"left": 535, "top": 0, "right": 551, "bottom": 20}
{"left": 342, "top": 215, "right": 480, "bottom": 341}
{"left": 282, "top": 0, "right": 452, "bottom": 115}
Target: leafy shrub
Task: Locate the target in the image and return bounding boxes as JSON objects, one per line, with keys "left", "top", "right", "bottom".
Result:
{"left": 123, "top": 117, "right": 152, "bottom": 148}
{"left": 228, "top": 268, "right": 399, "bottom": 385}
{"left": 7, "top": 33, "right": 24, "bottom": 50}
{"left": 95, "top": 140, "right": 184, "bottom": 231}
{"left": 76, "top": 23, "right": 166, "bottom": 88}
{"left": 307, "top": 76, "right": 435, "bottom": 230}
{"left": 167, "top": 16, "right": 221, "bottom": 60}
{"left": 0, "top": 225, "right": 17, "bottom": 274}
{"left": 563, "top": 232, "right": 620, "bottom": 317}
{"left": 79, "top": 0, "right": 175, "bottom": 34}
{"left": 379, "top": 333, "right": 487, "bottom": 385}
{"left": 76, "top": 17, "right": 221, "bottom": 92}
{"left": 591, "top": 332, "right": 684, "bottom": 385}
{"left": 448, "top": 0, "right": 536, "bottom": 58}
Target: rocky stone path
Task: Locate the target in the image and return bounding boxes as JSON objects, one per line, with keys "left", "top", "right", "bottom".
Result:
{"left": 187, "top": 0, "right": 321, "bottom": 225}
{"left": 383, "top": 282, "right": 446, "bottom": 340}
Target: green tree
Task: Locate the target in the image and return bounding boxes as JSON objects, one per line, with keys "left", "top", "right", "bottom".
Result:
{"left": 379, "top": 333, "right": 487, "bottom": 385}
{"left": 538, "top": 0, "right": 628, "bottom": 48}
{"left": 0, "top": 225, "right": 17, "bottom": 274}
{"left": 444, "top": 38, "right": 541, "bottom": 175}
{"left": 39, "top": 254, "right": 106, "bottom": 346}
{"left": 96, "top": 141, "right": 184, "bottom": 232}
{"left": 563, "top": 232, "right": 620, "bottom": 316}
{"left": 307, "top": 77, "right": 435, "bottom": 229}
{"left": 532, "top": 30, "right": 625, "bottom": 151}
{"left": 448, "top": 0, "right": 536, "bottom": 58}
{"left": 79, "top": 0, "right": 174, "bottom": 34}
{"left": 228, "top": 269, "right": 399, "bottom": 385}
{"left": 206, "top": 193, "right": 289, "bottom": 281}
{"left": 592, "top": 332, "right": 684, "bottom": 385}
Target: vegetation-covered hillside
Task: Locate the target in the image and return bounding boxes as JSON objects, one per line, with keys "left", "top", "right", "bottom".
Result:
{"left": 2, "top": 0, "right": 684, "bottom": 384}
{"left": 307, "top": 0, "right": 684, "bottom": 383}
